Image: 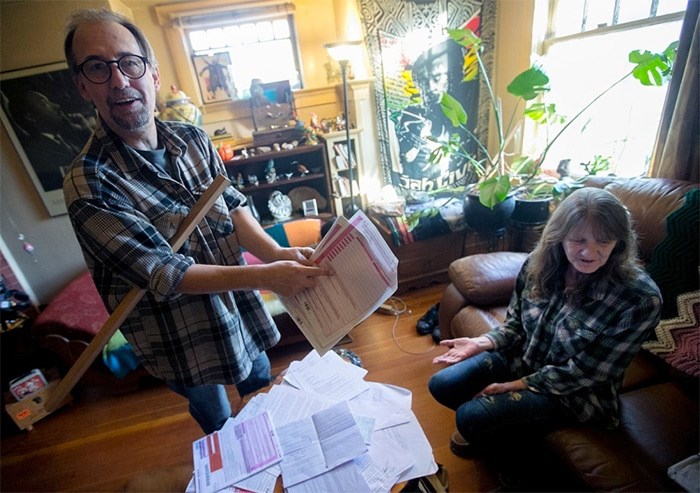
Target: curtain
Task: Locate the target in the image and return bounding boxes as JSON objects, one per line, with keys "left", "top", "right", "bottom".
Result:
{"left": 648, "top": 0, "right": 699, "bottom": 182}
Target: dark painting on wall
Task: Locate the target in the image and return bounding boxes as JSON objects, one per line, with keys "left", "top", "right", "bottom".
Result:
{"left": 192, "top": 52, "right": 236, "bottom": 104}
{"left": 1, "top": 62, "right": 96, "bottom": 216}
{"left": 357, "top": 0, "right": 495, "bottom": 192}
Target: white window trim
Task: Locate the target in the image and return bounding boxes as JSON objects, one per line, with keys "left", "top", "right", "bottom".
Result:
{"left": 154, "top": 1, "right": 299, "bottom": 112}
{"left": 543, "top": 11, "right": 685, "bottom": 53}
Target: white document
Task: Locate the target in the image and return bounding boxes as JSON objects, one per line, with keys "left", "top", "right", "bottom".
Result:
{"left": 283, "top": 349, "right": 369, "bottom": 401}
{"left": 277, "top": 401, "right": 368, "bottom": 488}
{"left": 286, "top": 460, "right": 371, "bottom": 493}
{"left": 280, "top": 210, "right": 398, "bottom": 354}
{"left": 262, "top": 384, "right": 338, "bottom": 427}
{"left": 348, "top": 382, "right": 413, "bottom": 431}
{"left": 192, "top": 411, "right": 282, "bottom": 493}
{"left": 372, "top": 411, "right": 438, "bottom": 483}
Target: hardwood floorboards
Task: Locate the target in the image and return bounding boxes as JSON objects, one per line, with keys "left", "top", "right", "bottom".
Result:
{"left": 1, "top": 283, "right": 500, "bottom": 492}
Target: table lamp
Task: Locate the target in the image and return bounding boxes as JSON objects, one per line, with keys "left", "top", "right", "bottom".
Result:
{"left": 324, "top": 40, "right": 362, "bottom": 217}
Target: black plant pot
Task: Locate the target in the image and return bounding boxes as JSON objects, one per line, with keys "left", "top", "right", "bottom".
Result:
{"left": 463, "top": 192, "right": 515, "bottom": 233}
{"left": 512, "top": 197, "right": 552, "bottom": 225}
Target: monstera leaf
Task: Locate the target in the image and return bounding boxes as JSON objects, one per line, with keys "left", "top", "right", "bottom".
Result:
{"left": 630, "top": 42, "right": 678, "bottom": 86}
{"left": 507, "top": 66, "right": 550, "bottom": 101}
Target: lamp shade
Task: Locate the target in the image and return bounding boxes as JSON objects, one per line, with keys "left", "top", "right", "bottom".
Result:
{"left": 323, "top": 40, "right": 362, "bottom": 63}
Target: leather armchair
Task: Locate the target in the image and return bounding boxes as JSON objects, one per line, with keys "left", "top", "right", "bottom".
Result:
{"left": 438, "top": 251, "right": 526, "bottom": 340}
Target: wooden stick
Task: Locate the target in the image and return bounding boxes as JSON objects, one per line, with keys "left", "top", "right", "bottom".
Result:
{"left": 43, "top": 174, "right": 230, "bottom": 414}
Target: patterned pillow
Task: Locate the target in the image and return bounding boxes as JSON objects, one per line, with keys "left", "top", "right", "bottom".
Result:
{"left": 643, "top": 290, "right": 700, "bottom": 377}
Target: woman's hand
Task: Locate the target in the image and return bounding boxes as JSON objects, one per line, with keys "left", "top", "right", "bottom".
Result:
{"left": 478, "top": 379, "right": 526, "bottom": 396}
{"left": 432, "top": 336, "right": 492, "bottom": 365}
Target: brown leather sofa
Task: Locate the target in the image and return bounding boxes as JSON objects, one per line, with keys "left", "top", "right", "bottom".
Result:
{"left": 438, "top": 177, "right": 699, "bottom": 491}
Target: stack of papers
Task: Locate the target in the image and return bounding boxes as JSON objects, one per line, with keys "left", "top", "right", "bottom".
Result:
{"left": 190, "top": 349, "right": 438, "bottom": 493}
{"left": 280, "top": 210, "right": 399, "bottom": 355}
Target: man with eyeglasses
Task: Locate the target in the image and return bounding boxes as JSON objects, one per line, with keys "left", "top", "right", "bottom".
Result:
{"left": 61, "top": 9, "right": 331, "bottom": 434}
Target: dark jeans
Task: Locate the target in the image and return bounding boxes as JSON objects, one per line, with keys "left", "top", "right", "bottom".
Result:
{"left": 167, "top": 351, "right": 271, "bottom": 434}
{"left": 428, "top": 351, "right": 575, "bottom": 453}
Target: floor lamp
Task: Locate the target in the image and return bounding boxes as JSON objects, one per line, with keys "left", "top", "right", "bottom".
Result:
{"left": 324, "top": 40, "right": 362, "bottom": 217}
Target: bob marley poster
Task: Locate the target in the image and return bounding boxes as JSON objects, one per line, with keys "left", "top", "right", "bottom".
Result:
{"left": 380, "top": 14, "right": 482, "bottom": 192}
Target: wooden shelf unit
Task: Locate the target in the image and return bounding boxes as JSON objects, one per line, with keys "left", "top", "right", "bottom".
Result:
{"left": 223, "top": 144, "right": 335, "bottom": 223}
{"left": 318, "top": 129, "right": 366, "bottom": 213}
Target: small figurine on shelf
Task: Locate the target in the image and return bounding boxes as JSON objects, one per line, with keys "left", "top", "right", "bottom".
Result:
{"left": 160, "top": 85, "right": 203, "bottom": 127}
{"left": 235, "top": 173, "right": 245, "bottom": 190}
{"left": 309, "top": 112, "right": 323, "bottom": 133}
{"left": 335, "top": 113, "right": 346, "bottom": 131}
{"left": 265, "top": 159, "right": 277, "bottom": 183}
{"left": 293, "top": 160, "right": 309, "bottom": 176}
{"left": 248, "top": 175, "right": 259, "bottom": 187}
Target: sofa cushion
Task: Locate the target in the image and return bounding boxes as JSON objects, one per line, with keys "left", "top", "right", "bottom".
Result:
{"left": 643, "top": 290, "right": 700, "bottom": 378}
{"left": 619, "top": 381, "right": 699, "bottom": 487}
{"left": 545, "top": 425, "right": 667, "bottom": 491}
{"left": 621, "top": 350, "right": 671, "bottom": 392}
{"left": 546, "top": 381, "right": 698, "bottom": 492}
{"left": 604, "top": 179, "right": 698, "bottom": 262}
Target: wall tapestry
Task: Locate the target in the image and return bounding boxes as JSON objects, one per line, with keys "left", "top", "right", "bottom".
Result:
{"left": 357, "top": 0, "right": 495, "bottom": 192}
{"left": 0, "top": 62, "right": 97, "bottom": 216}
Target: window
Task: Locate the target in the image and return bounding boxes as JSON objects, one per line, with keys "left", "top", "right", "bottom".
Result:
{"left": 532, "top": 0, "right": 686, "bottom": 177}
{"left": 186, "top": 13, "right": 302, "bottom": 101}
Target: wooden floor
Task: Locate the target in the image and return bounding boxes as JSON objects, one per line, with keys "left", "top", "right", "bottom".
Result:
{"left": 0, "top": 283, "right": 502, "bottom": 492}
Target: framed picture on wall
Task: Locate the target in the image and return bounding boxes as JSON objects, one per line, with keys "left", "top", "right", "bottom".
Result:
{"left": 191, "top": 52, "right": 236, "bottom": 104}
{"left": 0, "top": 62, "right": 96, "bottom": 216}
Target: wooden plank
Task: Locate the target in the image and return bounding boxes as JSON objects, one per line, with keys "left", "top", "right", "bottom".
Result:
{"left": 41, "top": 175, "right": 230, "bottom": 415}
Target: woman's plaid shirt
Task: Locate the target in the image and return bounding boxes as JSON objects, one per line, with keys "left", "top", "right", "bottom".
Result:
{"left": 485, "top": 260, "right": 661, "bottom": 428}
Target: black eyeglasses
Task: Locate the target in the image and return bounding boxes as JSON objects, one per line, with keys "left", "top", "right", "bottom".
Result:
{"left": 75, "top": 54, "right": 149, "bottom": 84}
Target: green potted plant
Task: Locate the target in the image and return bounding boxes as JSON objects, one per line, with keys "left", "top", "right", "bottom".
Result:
{"left": 408, "top": 27, "right": 677, "bottom": 232}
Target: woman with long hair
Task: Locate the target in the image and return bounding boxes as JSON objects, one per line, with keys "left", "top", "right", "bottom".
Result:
{"left": 429, "top": 187, "right": 661, "bottom": 467}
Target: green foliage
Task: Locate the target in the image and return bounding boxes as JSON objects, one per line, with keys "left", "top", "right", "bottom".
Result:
{"left": 581, "top": 155, "right": 612, "bottom": 176}
{"left": 630, "top": 42, "right": 678, "bottom": 86}
{"left": 506, "top": 67, "right": 551, "bottom": 100}
{"left": 406, "top": 28, "right": 677, "bottom": 230}
{"left": 440, "top": 92, "right": 468, "bottom": 127}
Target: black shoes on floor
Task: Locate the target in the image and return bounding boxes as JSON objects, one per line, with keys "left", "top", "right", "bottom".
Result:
{"left": 416, "top": 303, "right": 441, "bottom": 342}
{"left": 416, "top": 303, "right": 439, "bottom": 335}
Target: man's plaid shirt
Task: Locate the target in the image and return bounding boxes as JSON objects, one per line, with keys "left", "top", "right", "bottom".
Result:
{"left": 63, "top": 118, "right": 280, "bottom": 387}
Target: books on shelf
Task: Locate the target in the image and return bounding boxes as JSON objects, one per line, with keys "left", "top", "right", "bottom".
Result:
{"left": 336, "top": 176, "right": 359, "bottom": 198}
{"left": 332, "top": 142, "right": 356, "bottom": 170}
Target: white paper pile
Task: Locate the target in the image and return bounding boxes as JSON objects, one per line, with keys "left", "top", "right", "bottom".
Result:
{"left": 188, "top": 349, "right": 437, "bottom": 493}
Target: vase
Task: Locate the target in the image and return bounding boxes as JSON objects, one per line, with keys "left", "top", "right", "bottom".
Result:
{"left": 246, "top": 195, "right": 261, "bottom": 223}
{"left": 512, "top": 197, "right": 552, "bottom": 225}
{"left": 462, "top": 192, "right": 515, "bottom": 234}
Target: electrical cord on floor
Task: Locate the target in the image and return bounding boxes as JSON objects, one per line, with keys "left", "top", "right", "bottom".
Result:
{"left": 379, "top": 297, "right": 437, "bottom": 355}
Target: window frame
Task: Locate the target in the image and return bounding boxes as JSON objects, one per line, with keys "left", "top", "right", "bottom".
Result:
{"left": 185, "top": 12, "right": 304, "bottom": 103}
{"left": 525, "top": 0, "right": 687, "bottom": 178}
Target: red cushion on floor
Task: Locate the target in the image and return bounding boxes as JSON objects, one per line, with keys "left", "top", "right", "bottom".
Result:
{"left": 31, "top": 271, "right": 108, "bottom": 342}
